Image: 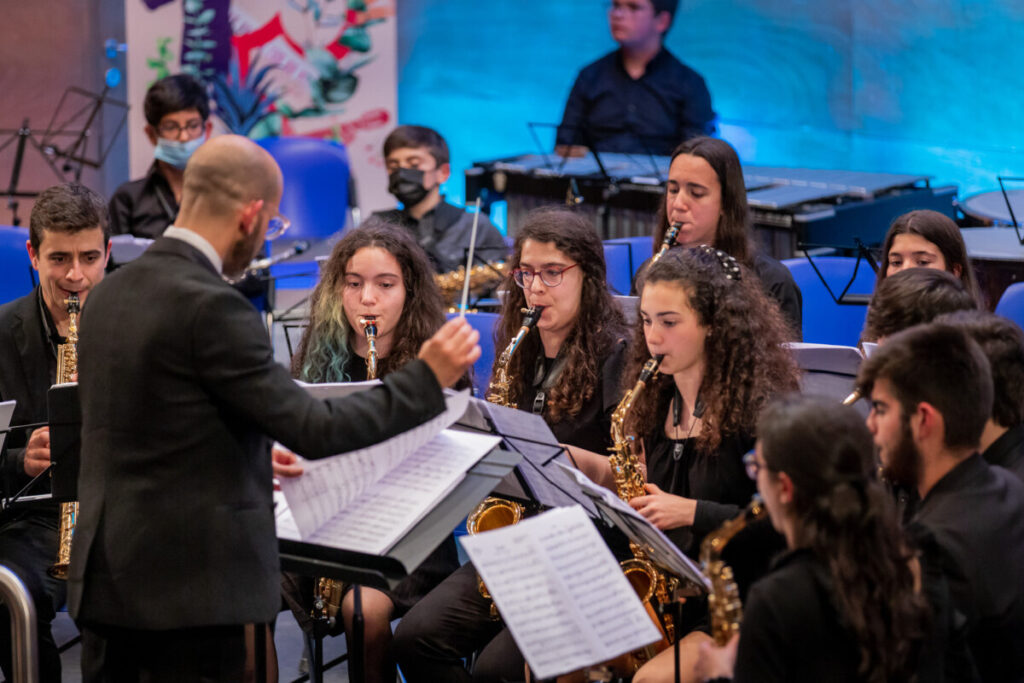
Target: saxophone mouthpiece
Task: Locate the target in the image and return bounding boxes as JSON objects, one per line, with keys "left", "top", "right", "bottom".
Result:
{"left": 639, "top": 354, "right": 664, "bottom": 382}
{"left": 521, "top": 305, "right": 545, "bottom": 327}
{"left": 358, "top": 315, "right": 378, "bottom": 333}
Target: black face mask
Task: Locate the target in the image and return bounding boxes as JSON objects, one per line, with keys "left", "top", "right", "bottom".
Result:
{"left": 388, "top": 167, "right": 430, "bottom": 207}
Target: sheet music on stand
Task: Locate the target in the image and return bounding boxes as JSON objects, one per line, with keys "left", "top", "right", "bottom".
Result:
{"left": 556, "top": 463, "right": 710, "bottom": 591}
{"left": 460, "top": 505, "right": 663, "bottom": 680}
{"left": 784, "top": 342, "right": 867, "bottom": 411}
{"left": 463, "top": 397, "right": 600, "bottom": 516}
{"left": 279, "top": 389, "right": 501, "bottom": 554}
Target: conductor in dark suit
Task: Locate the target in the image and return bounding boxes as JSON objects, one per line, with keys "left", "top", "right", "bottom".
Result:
{"left": 69, "top": 135, "right": 481, "bottom": 681}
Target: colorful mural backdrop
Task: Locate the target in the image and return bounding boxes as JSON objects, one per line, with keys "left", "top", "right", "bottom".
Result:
{"left": 126, "top": 0, "right": 397, "bottom": 213}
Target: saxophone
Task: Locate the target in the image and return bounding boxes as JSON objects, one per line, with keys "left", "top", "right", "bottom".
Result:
{"left": 608, "top": 355, "right": 676, "bottom": 645}
{"left": 700, "top": 495, "right": 767, "bottom": 645}
{"left": 311, "top": 316, "right": 381, "bottom": 626}
{"left": 652, "top": 222, "right": 681, "bottom": 263}
{"left": 485, "top": 306, "right": 544, "bottom": 407}
{"left": 49, "top": 293, "right": 80, "bottom": 580}
{"left": 467, "top": 306, "right": 544, "bottom": 618}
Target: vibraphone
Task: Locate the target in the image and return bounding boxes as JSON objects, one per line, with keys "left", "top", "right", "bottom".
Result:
{"left": 466, "top": 152, "right": 957, "bottom": 258}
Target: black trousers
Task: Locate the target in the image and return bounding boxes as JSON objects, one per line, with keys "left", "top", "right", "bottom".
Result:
{"left": 78, "top": 621, "right": 246, "bottom": 683}
{"left": 393, "top": 562, "right": 525, "bottom": 683}
{"left": 0, "top": 510, "right": 65, "bottom": 683}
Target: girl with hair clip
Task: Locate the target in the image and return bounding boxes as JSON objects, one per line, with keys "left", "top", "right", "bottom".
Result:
{"left": 645, "top": 136, "right": 802, "bottom": 339}
{"left": 694, "top": 395, "right": 934, "bottom": 683}
{"left": 571, "top": 245, "right": 800, "bottom": 683}
{"left": 877, "top": 208, "right": 983, "bottom": 305}
{"left": 393, "top": 205, "right": 631, "bottom": 683}
{"left": 281, "top": 217, "right": 463, "bottom": 683}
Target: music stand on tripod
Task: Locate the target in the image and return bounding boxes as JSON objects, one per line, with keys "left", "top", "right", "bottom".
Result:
{"left": 0, "top": 84, "right": 129, "bottom": 225}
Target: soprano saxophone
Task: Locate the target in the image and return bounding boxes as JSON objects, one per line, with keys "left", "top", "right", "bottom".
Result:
{"left": 468, "top": 306, "right": 544, "bottom": 619}
{"left": 700, "top": 495, "right": 767, "bottom": 645}
{"left": 49, "top": 293, "right": 80, "bottom": 580}
{"left": 311, "top": 316, "right": 381, "bottom": 626}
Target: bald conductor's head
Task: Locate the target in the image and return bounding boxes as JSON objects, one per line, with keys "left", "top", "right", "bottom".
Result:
{"left": 181, "top": 135, "right": 282, "bottom": 217}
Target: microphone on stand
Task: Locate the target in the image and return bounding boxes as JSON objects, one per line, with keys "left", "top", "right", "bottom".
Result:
{"left": 247, "top": 240, "right": 310, "bottom": 273}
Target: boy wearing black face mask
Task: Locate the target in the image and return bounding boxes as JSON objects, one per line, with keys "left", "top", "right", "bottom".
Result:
{"left": 371, "top": 125, "right": 507, "bottom": 273}
{"left": 109, "top": 74, "right": 212, "bottom": 240}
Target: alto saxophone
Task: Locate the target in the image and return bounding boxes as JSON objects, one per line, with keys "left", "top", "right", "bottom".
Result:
{"left": 651, "top": 222, "right": 681, "bottom": 263}
{"left": 608, "top": 355, "right": 677, "bottom": 645}
{"left": 311, "top": 316, "right": 381, "bottom": 626}
{"left": 700, "top": 495, "right": 767, "bottom": 645}
{"left": 467, "top": 306, "right": 544, "bottom": 618}
{"left": 49, "top": 293, "right": 80, "bottom": 580}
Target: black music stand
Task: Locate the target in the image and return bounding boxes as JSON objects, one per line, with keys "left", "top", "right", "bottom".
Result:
{"left": 997, "top": 176, "right": 1024, "bottom": 244}
{"left": 278, "top": 446, "right": 521, "bottom": 683}
{"left": 47, "top": 383, "right": 81, "bottom": 502}
{"left": 797, "top": 238, "right": 878, "bottom": 306}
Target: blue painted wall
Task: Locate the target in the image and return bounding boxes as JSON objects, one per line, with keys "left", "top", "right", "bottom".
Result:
{"left": 396, "top": 0, "right": 1023, "bottom": 222}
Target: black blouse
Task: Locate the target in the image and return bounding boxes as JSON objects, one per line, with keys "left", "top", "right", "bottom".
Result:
{"left": 517, "top": 339, "right": 628, "bottom": 454}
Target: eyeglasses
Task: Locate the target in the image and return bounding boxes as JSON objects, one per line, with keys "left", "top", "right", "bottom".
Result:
{"left": 743, "top": 449, "right": 764, "bottom": 480}
{"left": 512, "top": 264, "right": 579, "bottom": 289}
{"left": 266, "top": 214, "right": 291, "bottom": 241}
{"left": 157, "top": 119, "right": 205, "bottom": 137}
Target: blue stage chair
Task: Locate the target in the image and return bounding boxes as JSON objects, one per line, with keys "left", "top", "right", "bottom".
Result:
{"left": 257, "top": 137, "right": 351, "bottom": 244}
{"left": 783, "top": 256, "right": 876, "bottom": 347}
{"left": 447, "top": 311, "right": 499, "bottom": 397}
{"left": 603, "top": 242, "right": 632, "bottom": 295}
{"left": 996, "top": 283, "right": 1024, "bottom": 329}
{"left": 605, "top": 236, "right": 654, "bottom": 277}
{"left": 0, "top": 225, "right": 34, "bottom": 306}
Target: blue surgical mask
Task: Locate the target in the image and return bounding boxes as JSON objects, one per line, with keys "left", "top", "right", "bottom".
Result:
{"left": 154, "top": 136, "right": 204, "bottom": 170}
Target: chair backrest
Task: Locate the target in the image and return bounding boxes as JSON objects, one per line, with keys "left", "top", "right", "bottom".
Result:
{"left": 603, "top": 242, "right": 632, "bottom": 295}
{"left": 995, "top": 282, "right": 1024, "bottom": 329}
{"left": 447, "top": 311, "right": 500, "bottom": 397}
{"left": 257, "top": 137, "right": 350, "bottom": 242}
{"left": 0, "top": 226, "right": 34, "bottom": 306}
{"left": 604, "top": 236, "right": 654, "bottom": 281}
{"left": 782, "top": 256, "right": 876, "bottom": 347}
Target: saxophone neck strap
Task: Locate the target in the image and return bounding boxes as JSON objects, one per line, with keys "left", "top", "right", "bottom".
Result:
{"left": 531, "top": 353, "right": 569, "bottom": 415}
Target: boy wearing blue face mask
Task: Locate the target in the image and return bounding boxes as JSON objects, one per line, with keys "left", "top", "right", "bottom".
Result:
{"left": 108, "top": 74, "right": 212, "bottom": 239}
{"left": 371, "top": 125, "right": 507, "bottom": 273}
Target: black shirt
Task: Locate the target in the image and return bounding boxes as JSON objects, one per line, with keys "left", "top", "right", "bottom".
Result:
{"left": 753, "top": 252, "right": 802, "bottom": 341}
{"left": 981, "top": 423, "right": 1024, "bottom": 483}
{"left": 518, "top": 340, "right": 628, "bottom": 454}
{"left": 371, "top": 199, "right": 507, "bottom": 273}
{"left": 912, "top": 453, "right": 1024, "bottom": 682}
{"left": 733, "top": 549, "right": 862, "bottom": 683}
{"left": 556, "top": 48, "right": 715, "bottom": 156}
{"left": 108, "top": 162, "right": 178, "bottom": 239}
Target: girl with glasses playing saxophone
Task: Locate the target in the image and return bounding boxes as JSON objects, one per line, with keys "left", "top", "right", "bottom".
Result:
{"left": 394, "top": 206, "right": 630, "bottom": 683}
{"left": 281, "top": 218, "right": 465, "bottom": 683}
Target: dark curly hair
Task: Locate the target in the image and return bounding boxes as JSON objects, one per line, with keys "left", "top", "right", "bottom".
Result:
{"left": 652, "top": 137, "right": 753, "bottom": 266}
{"left": 625, "top": 246, "right": 799, "bottom": 455}
{"left": 758, "top": 395, "right": 929, "bottom": 683}
{"left": 292, "top": 218, "right": 446, "bottom": 381}
{"left": 493, "top": 206, "right": 627, "bottom": 421}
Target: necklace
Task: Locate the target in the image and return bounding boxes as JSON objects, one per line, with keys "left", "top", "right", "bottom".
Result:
{"left": 671, "top": 387, "right": 700, "bottom": 460}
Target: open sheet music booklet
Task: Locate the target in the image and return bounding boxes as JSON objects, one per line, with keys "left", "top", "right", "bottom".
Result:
{"left": 277, "top": 388, "right": 501, "bottom": 555}
{"left": 461, "top": 505, "right": 663, "bottom": 680}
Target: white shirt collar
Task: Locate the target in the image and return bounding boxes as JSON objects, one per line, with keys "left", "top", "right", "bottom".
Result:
{"left": 163, "top": 226, "right": 224, "bottom": 274}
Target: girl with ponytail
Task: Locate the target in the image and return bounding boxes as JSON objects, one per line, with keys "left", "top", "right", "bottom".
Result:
{"left": 695, "top": 395, "right": 930, "bottom": 683}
